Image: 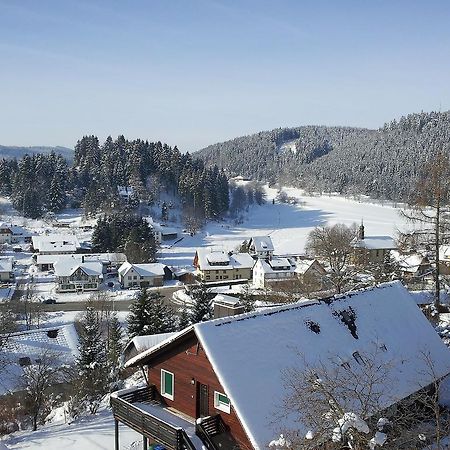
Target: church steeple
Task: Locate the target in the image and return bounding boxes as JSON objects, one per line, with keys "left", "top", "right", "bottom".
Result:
{"left": 358, "top": 219, "right": 365, "bottom": 240}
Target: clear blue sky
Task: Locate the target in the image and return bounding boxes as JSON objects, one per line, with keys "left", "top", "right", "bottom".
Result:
{"left": 1, "top": 0, "right": 449, "bottom": 152}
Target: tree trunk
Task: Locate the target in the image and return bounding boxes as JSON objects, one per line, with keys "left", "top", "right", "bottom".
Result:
{"left": 435, "top": 203, "right": 441, "bottom": 308}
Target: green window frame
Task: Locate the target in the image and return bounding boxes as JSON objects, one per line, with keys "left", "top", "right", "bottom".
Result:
{"left": 214, "top": 391, "right": 230, "bottom": 414}
{"left": 161, "top": 369, "right": 174, "bottom": 401}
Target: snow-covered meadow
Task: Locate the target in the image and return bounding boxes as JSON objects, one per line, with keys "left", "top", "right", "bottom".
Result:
{"left": 158, "top": 186, "right": 409, "bottom": 268}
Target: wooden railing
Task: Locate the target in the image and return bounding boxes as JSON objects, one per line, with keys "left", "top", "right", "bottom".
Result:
{"left": 111, "top": 386, "right": 196, "bottom": 450}
{"left": 195, "top": 415, "right": 228, "bottom": 450}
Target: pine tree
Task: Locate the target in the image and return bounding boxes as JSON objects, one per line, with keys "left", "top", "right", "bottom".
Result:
{"left": 76, "top": 306, "right": 108, "bottom": 413}
{"left": 239, "top": 284, "right": 255, "bottom": 313}
{"left": 189, "top": 283, "right": 213, "bottom": 324}
{"left": 48, "top": 172, "right": 66, "bottom": 212}
{"left": 178, "top": 306, "right": 191, "bottom": 330}
{"left": 161, "top": 201, "right": 169, "bottom": 222}
{"left": 107, "top": 313, "right": 123, "bottom": 383}
{"left": 127, "top": 289, "right": 176, "bottom": 338}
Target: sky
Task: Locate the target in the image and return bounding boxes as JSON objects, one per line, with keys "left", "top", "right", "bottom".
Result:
{"left": 0, "top": 0, "right": 450, "bottom": 152}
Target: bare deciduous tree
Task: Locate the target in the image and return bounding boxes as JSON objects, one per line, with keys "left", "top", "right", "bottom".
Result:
{"left": 401, "top": 150, "right": 450, "bottom": 308}
{"left": 305, "top": 224, "right": 357, "bottom": 294}
{"left": 276, "top": 348, "right": 450, "bottom": 450}
{"left": 19, "top": 350, "right": 65, "bottom": 431}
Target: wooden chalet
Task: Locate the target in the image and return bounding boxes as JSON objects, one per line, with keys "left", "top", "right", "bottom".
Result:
{"left": 112, "top": 282, "right": 450, "bottom": 450}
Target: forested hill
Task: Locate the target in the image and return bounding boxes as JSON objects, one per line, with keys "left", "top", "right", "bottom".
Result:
{"left": 196, "top": 111, "right": 450, "bottom": 201}
{"left": 0, "top": 145, "right": 73, "bottom": 161}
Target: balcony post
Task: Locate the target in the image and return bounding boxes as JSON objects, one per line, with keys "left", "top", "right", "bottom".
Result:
{"left": 143, "top": 435, "right": 148, "bottom": 450}
{"left": 115, "top": 418, "right": 119, "bottom": 450}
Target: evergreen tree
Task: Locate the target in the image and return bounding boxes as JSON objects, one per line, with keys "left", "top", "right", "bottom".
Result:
{"left": 76, "top": 306, "right": 108, "bottom": 414}
{"left": 178, "top": 306, "right": 191, "bottom": 330}
{"left": 189, "top": 283, "right": 213, "bottom": 324}
{"left": 107, "top": 313, "right": 123, "bottom": 383}
{"left": 127, "top": 289, "right": 176, "bottom": 338}
{"left": 161, "top": 201, "right": 169, "bottom": 221}
{"left": 48, "top": 172, "right": 66, "bottom": 212}
{"left": 239, "top": 284, "right": 255, "bottom": 313}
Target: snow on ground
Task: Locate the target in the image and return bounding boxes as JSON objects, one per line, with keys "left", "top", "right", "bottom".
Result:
{"left": 158, "top": 185, "right": 409, "bottom": 268}
{"left": 2, "top": 407, "right": 143, "bottom": 450}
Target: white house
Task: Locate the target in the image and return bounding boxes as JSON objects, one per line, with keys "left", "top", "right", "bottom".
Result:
{"left": 193, "top": 249, "right": 255, "bottom": 282}
{"left": 54, "top": 260, "right": 103, "bottom": 292}
{"left": 252, "top": 257, "right": 296, "bottom": 289}
{"left": 0, "top": 257, "right": 14, "bottom": 283}
{"left": 0, "top": 223, "right": 13, "bottom": 245}
{"left": 118, "top": 261, "right": 166, "bottom": 288}
{"left": 36, "top": 252, "right": 127, "bottom": 272}
{"left": 246, "top": 236, "right": 274, "bottom": 259}
{"left": 117, "top": 186, "right": 135, "bottom": 201}
{"left": 32, "top": 234, "right": 81, "bottom": 255}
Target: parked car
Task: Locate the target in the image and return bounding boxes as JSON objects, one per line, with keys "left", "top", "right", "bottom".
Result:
{"left": 42, "top": 298, "right": 57, "bottom": 304}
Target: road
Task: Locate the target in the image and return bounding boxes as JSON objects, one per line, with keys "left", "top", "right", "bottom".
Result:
{"left": 40, "top": 286, "right": 181, "bottom": 312}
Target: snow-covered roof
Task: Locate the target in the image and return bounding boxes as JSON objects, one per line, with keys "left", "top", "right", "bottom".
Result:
{"left": 126, "top": 282, "right": 450, "bottom": 449}
{"left": 37, "top": 252, "right": 126, "bottom": 266}
{"left": 151, "top": 223, "right": 178, "bottom": 235}
{"left": 0, "top": 257, "right": 13, "bottom": 273}
{"left": 249, "top": 236, "right": 274, "bottom": 252}
{"left": 195, "top": 249, "right": 254, "bottom": 271}
{"left": 123, "top": 332, "right": 179, "bottom": 364}
{"left": 294, "top": 258, "right": 324, "bottom": 275}
{"left": 32, "top": 234, "right": 81, "bottom": 253}
{"left": 391, "top": 251, "right": 430, "bottom": 273}
{"left": 352, "top": 236, "right": 397, "bottom": 250}
{"left": 54, "top": 260, "right": 103, "bottom": 278}
{"left": 0, "top": 223, "right": 13, "bottom": 233}
{"left": 255, "top": 258, "right": 295, "bottom": 275}
{"left": 118, "top": 261, "right": 166, "bottom": 278}
{"left": 213, "top": 294, "right": 241, "bottom": 306}
{"left": 194, "top": 282, "right": 450, "bottom": 448}
{"left": 0, "top": 324, "right": 79, "bottom": 395}
{"left": 117, "top": 186, "right": 134, "bottom": 196}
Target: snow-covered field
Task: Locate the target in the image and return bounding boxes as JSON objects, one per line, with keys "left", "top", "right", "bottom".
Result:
{"left": 158, "top": 186, "right": 409, "bottom": 268}
{"left": 2, "top": 407, "right": 142, "bottom": 450}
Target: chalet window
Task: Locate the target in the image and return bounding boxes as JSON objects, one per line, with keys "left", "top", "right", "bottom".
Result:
{"left": 161, "top": 369, "right": 174, "bottom": 401}
{"left": 214, "top": 391, "right": 230, "bottom": 414}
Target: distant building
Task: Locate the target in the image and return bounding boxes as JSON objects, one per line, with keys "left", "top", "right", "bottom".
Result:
{"left": 117, "top": 186, "right": 135, "bottom": 201}
{"left": 439, "top": 245, "right": 450, "bottom": 275}
{"left": 0, "top": 223, "right": 13, "bottom": 245}
{"left": 36, "top": 252, "right": 127, "bottom": 272}
{"left": 252, "top": 257, "right": 296, "bottom": 288}
{"left": 118, "top": 262, "right": 166, "bottom": 288}
{"left": 0, "top": 257, "right": 14, "bottom": 283}
{"left": 391, "top": 251, "right": 432, "bottom": 280}
{"left": 152, "top": 223, "right": 178, "bottom": 244}
{"left": 352, "top": 223, "right": 397, "bottom": 265}
{"left": 246, "top": 236, "right": 274, "bottom": 259}
{"left": 193, "top": 249, "right": 255, "bottom": 282}
{"left": 54, "top": 260, "right": 103, "bottom": 293}
{"left": 32, "top": 234, "right": 81, "bottom": 255}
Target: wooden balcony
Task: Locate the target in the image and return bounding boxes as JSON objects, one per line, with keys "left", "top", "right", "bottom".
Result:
{"left": 110, "top": 385, "right": 201, "bottom": 450}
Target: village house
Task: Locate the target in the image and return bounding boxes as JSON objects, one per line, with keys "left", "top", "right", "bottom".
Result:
{"left": 352, "top": 223, "right": 397, "bottom": 265}
{"left": 0, "top": 257, "right": 14, "bottom": 283}
{"left": 152, "top": 223, "right": 178, "bottom": 244}
{"left": 0, "top": 223, "right": 13, "bottom": 244}
{"left": 439, "top": 245, "right": 450, "bottom": 275}
{"left": 112, "top": 282, "right": 450, "bottom": 450}
{"left": 252, "top": 257, "right": 296, "bottom": 289}
{"left": 54, "top": 260, "right": 103, "bottom": 293}
{"left": 118, "top": 261, "right": 166, "bottom": 288}
{"left": 31, "top": 234, "right": 81, "bottom": 255}
{"left": 35, "top": 252, "right": 127, "bottom": 273}
{"left": 391, "top": 250, "right": 432, "bottom": 280}
{"left": 193, "top": 249, "right": 255, "bottom": 282}
{"left": 117, "top": 185, "right": 135, "bottom": 201}
{"left": 246, "top": 236, "right": 274, "bottom": 259}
